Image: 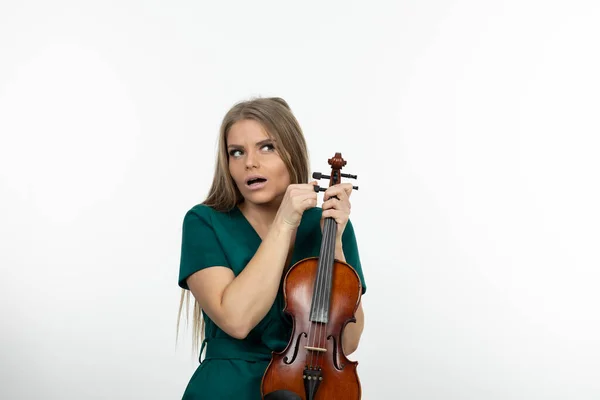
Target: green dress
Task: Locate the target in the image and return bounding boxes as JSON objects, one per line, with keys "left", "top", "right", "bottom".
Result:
{"left": 178, "top": 204, "right": 367, "bottom": 399}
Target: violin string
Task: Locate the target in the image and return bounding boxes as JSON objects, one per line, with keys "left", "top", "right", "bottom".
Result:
{"left": 325, "top": 217, "right": 337, "bottom": 367}
{"left": 315, "top": 218, "right": 327, "bottom": 369}
{"left": 314, "top": 218, "right": 327, "bottom": 369}
{"left": 311, "top": 217, "right": 326, "bottom": 369}
{"left": 306, "top": 266, "right": 315, "bottom": 369}
{"left": 309, "top": 216, "right": 327, "bottom": 369}
{"left": 317, "top": 216, "right": 335, "bottom": 369}
{"left": 307, "top": 216, "right": 326, "bottom": 369}
{"left": 324, "top": 217, "right": 336, "bottom": 369}
{"left": 308, "top": 215, "right": 328, "bottom": 369}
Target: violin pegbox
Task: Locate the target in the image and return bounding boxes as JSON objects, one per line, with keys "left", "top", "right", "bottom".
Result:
{"left": 312, "top": 152, "right": 358, "bottom": 194}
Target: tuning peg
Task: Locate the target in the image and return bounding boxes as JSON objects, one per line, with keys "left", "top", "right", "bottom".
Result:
{"left": 341, "top": 173, "right": 357, "bottom": 179}
{"left": 313, "top": 184, "right": 357, "bottom": 193}
{"left": 312, "top": 172, "right": 330, "bottom": 180}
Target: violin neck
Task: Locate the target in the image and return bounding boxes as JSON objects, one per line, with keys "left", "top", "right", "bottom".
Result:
{"left": 309, "top": 217, "right": 337, "bottom": 324}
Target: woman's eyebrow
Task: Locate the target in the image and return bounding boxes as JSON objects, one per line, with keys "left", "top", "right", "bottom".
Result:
{"left": 227, "top": 139, "right": 275, "bottom": 149}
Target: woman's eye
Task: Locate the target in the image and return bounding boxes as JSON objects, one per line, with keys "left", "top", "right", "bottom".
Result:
{"left": 229, "top": 144, "right": 273, "bottom": 157}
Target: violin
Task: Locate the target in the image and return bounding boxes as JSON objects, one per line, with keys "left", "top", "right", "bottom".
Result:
{"left": 261, "top": 153, "right": 362, "bottom": 400}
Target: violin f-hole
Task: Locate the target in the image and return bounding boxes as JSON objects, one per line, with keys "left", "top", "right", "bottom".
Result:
{"left": 283, "top": 332, "right": 307, "bottom": 364}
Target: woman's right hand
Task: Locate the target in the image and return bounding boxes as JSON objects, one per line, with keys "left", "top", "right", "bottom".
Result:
{"left": 274, "top": 181, "right": 319, "bottom": 230}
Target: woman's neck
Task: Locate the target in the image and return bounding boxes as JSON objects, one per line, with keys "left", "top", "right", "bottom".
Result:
{"left": 238, "top": 200, "right": 280, "bottom": 233}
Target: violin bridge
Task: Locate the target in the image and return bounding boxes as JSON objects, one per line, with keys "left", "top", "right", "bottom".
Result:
{"left": 304, "top": 346, "right": 327, "bottom": 353}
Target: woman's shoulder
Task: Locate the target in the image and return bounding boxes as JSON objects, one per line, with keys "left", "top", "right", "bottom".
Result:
{"left": 186, "top": 203, "right": 217, "bottom": 215}
{"left": 184, "top": 203, "right": 211, "bottom": 219}
{"left": 183, "top": 203, "right": 234, "bottom": 223}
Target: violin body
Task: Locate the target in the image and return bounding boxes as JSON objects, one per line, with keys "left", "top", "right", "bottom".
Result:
{"left": 261, "top": 256, "right": 363, "bottom": 400}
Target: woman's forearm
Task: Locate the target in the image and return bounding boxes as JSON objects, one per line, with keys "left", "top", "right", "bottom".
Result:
{"left": 221, "top": 222, "right": 295, "bottom": 338}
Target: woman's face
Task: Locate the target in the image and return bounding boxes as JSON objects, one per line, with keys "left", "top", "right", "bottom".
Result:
{"left": 227, "top": 119, "right": 291, "bottom": 207}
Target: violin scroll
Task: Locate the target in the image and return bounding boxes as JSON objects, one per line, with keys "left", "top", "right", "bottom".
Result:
{"left": 312, "top": 152, "right": 359, "bottom": 192}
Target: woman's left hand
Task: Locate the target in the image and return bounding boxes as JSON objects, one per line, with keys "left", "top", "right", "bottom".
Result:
{"left": 320, "top": 183, "right": 354, "bottom": 243}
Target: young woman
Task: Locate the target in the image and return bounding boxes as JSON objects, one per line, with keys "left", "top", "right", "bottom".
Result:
{"left": 176, "top": 97, "right": 367, "bottom": 399}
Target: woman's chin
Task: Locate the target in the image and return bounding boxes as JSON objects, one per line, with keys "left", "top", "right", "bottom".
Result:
{"left": 243, "top": 191, "right": 283, "bottom": 208}
{"left": 243, "top": 191, "right": 272, "bottom": 203}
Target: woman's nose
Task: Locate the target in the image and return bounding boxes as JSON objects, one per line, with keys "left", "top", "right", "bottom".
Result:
{"left": 245, "top": 151, "right": 259, "bottom": 169}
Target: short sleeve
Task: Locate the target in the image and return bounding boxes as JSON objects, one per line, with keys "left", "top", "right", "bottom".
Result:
{"left": 341, "top": 219, "right": 367, "bottom": 295}
{"left": 178, "top": 207, "right": 230, "bottom": 290}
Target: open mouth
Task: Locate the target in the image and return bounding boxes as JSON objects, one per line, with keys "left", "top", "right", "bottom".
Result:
{"left": 247, "top": 177, "right": 267, "bottom": 186}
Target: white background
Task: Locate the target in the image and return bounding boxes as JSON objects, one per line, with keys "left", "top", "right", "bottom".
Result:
{"left": 1, "top": 1, "right": 599, "bottom": 399}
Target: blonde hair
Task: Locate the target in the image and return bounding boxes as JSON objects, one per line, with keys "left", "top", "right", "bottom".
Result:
{"left": 176, "top": 97, "right": 311, "bottom": 357}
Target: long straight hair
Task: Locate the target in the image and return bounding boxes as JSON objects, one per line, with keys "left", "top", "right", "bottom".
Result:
{"left": 176, "top": 97, "right": 310, "bottom": 357}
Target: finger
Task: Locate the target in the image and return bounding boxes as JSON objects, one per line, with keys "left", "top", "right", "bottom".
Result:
{"left": 307, "top": 180, "right": 319, "bottom": 192}
{"left": 297, "top": 181, "right": 318, "bottom": 188}
{"left": 324, "top": 183, "right": 353, "bottom": 200}
{"left": 323, "top": 188, "right": 351, "bottom": 209}
{"left": 335, "top": 183, "right": 353, "bottom": 196}
{"left": 303, "top": 196, "right": 318, "bottom": 208}
{"left": 297, "top": 192, "right": 318, "bottom": 208}
{"left": 290, "top": 181, "right": 319, "bottom": 195}
{"left": 321, "top": 197, "right": 336, "bottom": 210}
{"left": 324, "top": 187, "right": 342, "bottom": 201}
{"left": 321, "top": 208, "right": 349, "bottom": 224}
{"left": 322, "top": 197, "right": 350, "bottom": 212}
{"left": 322, "top": 207, "right": 349, "bottom": 218}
